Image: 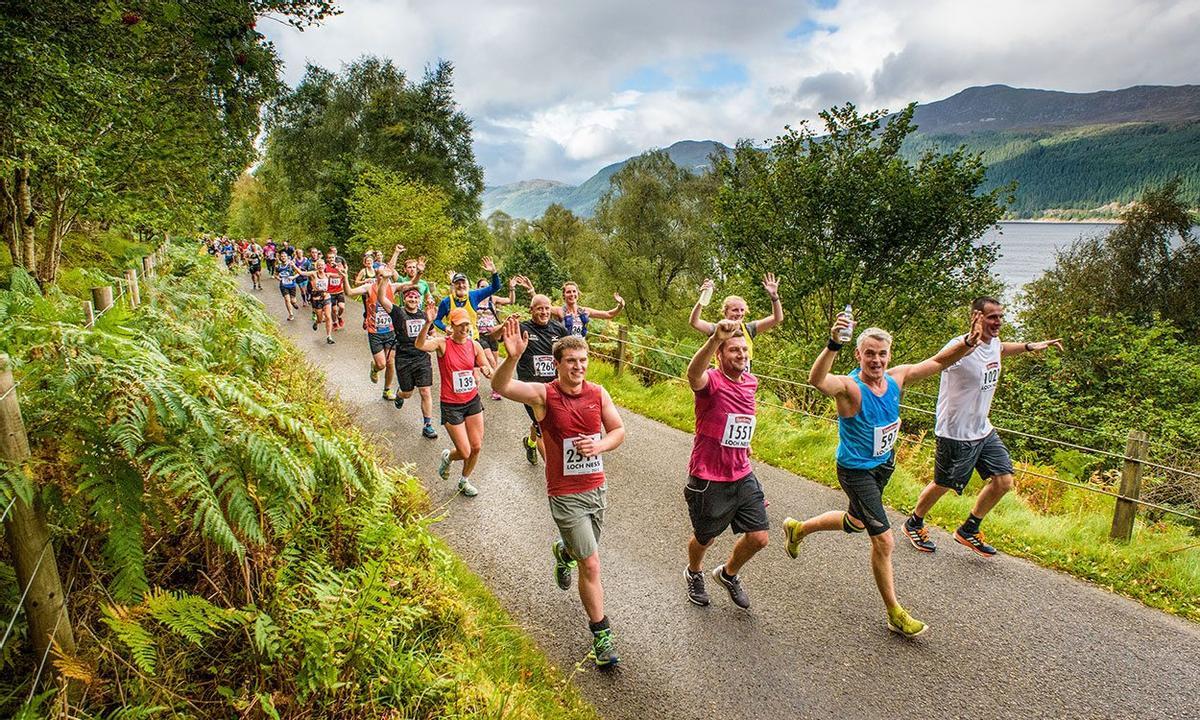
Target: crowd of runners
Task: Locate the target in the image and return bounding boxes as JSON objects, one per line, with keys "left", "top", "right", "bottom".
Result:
{"left": 204, "top": 234, "right": 1064, "bottom": 668}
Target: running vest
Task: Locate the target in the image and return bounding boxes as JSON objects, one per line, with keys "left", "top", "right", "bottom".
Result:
{"left": 278, "top": 266, "right": 297, "bottom": 288}
{"left": 392, "top": 306, "right": 428, "bottom": 359}
{"left": 542, "top": 380, "right": 606, "bottom": 497}
{"left": 517, "top": 319, "right": 567, "bottom": 383}
{"left": 836, "top": 369, "right": 901, "bottom": 470}
{"left": 477, "top": 297, "right": 499, "bottom": 335}
{"left": 438, "top": 336, "right": 479, "bottom": 404}
{"left": 935, "top": 336, "right": 999, "bottom": 441}
{"left": 264, "top": 244, "right": 275, "bottom": 259}
{"left": 689, "top": 367, "right": 758, "bottom": 482}
{"left": 327, "top": 274, "right": 344, "bottom": 294}
{"left": 311, "top": 275, "right": 329, "bottom": 299}
{"left": 365, "top": 284, "right": 395, "bottom": 334}
{"left": 443, "top": 295, "right": 479, "bottom": 338}
{"left": 562, "top": 306, "right": 590, "bottom": 337}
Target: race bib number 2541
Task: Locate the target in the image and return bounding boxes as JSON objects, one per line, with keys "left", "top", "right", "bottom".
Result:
{"left": 563, "top": 434, "right": 604, "bottom": 476}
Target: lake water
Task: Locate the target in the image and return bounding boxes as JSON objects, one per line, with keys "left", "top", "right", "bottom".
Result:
{"left": 985, "top": 221, "right": 1117, "bottom": 294}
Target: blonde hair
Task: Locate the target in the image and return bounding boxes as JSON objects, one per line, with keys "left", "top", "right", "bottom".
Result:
{"left": 721, "top": 295, "right": 747, "bottom": 313}
{"left": 856, "top": 327, "right": 893, "bottom": 349}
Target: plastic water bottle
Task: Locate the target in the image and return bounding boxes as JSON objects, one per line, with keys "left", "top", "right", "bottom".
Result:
{"left": 698, "top": 284, "right": 714, "bottom": 306}
{"left": 837, "top": 304, "right": 854, "bottom": 343}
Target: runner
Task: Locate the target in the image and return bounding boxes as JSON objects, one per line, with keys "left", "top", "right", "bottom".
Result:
{"left": 682, "top": 319, "right": 769, "bottom": 610}
{"left": 355, "top": 250, "right": 381, "bottom": 330}
{"left": 415, "top": 304, "right": 493, "bottom": 496}
{"left": 325, "top": 249, "right": 348, "bottom": 331}
{"left": 551, "top": 282, "right": 624, "bottom": 337}
{"left": 245, "top": 240, "right": 264, "bottom": 290}
{"left": 433, "top": 257, "right": 501, "bottom": 336}
{"left": 492, "top": 316, "right": 627, "bottom": 668}
{"left": 380, "top": 274, "right": 438, "bottom": 440}
{"left": 263, "top": 238, "right": 277, "bottom": 277}
{"left": 901, "top": 298, "right": 1063, "bottom": 556}
{"left": 275, "top": 254, "right": 301, "bottom": 321}
{"left": 689, "top": 274, "right": 783, "bottom": 371}
{"left": 489, "top": 293, "right": 569, "bottom": 466}
{"left": 297, "top": 259, "right": 336, "bottom": 344}
{"left": 780, "top": 312, "right": 984, "bottom": 638}
{"left": 477, "top": 274, "right": 530, "bottom": 399}
{"left": 345, "top": 266, "right": 400, "bottom": 400}
{"left": 221, "top": 238, "right": 236, "bottom": 271}
{"left": 396, "top": 254, "right": 435, "bottom": 309}
{"left": 294, "top": 248, "right": 312, "bottom": 307}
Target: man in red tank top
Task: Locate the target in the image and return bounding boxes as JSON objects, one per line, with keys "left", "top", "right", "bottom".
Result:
{"left": 492, "top": 316, "right": 626, "bottom": 669}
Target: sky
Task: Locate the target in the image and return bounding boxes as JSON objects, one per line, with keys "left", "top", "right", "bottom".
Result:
{"left": 261, "top": 0, "right": 1200, "bottom": 186}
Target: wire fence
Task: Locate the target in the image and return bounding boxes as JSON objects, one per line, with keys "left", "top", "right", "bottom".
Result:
{"left": 589, "top": 326, "right": 1200, "bottom": 524}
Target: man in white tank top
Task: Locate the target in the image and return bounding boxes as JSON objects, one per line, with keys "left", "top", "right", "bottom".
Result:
{"left": 902, "top": 297, "right": 1062, "bottom": 557}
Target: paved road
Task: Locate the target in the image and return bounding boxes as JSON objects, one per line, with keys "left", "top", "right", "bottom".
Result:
{"left": 247, "top": 280, "right": 1200, "bottom": 720}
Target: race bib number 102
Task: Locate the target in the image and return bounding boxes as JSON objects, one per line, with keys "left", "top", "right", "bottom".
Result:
{"left": 873, "top": 420, "right": 900, "bottom": 457}
{"left": 563, "top": 434, "right": 604, "bottom": 476}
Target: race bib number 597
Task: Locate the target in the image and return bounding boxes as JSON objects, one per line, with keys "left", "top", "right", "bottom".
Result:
{"left": 873, "top": 420, "right": 900, "bottom": 457}
{"left": 563, "top": 434, "right": 604, "bottom": 476}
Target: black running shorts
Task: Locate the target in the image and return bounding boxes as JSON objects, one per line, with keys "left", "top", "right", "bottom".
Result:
{"left": 836, "top": 461, "right": 895, "bottom": 536}
{"left": 684, "top": 471, "right": 769, "bottom": 545}
{"left": 934, "top": 431, "right": 1015, "bottom": 494}
{"left": 395, "top": 355, "right": 433, "bottom": 392}
{"left": 280, "top": 285, "right": 296, "bottom": 297}
{"left": 440, "top": 395, "right": 483, "bottom": 426}
{"left": 330, "top": 292, "right": 345, "bottom": 306}
{"left": 368, "top": 331, "right": 396, "bottom": 355}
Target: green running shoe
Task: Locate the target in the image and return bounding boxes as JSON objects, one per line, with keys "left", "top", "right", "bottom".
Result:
{"left": 552, "top": 540, "right": 577, "bottom": 591}
{"left": 783, "top": 517, "right": 806, "bottom": 559}
{"left": 591, "top": 627, "right": 619, "bottom": 668}
{"left": 458, "top": 478, "right": 478, "bottom": 497}
{"left": 887, "top": 606, "right": 928, "bottom": 638}
{"left": 370, "top": 361, "right": 380, "bottom": 384}
{"left": 437, "top": 449, "right": 451, "bottom": 481}
{"left": 523, "top": 436, "right": 538, "bottom": 465}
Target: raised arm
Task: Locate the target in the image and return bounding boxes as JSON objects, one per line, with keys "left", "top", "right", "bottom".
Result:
{"left": 687, "top": 318, "right": 738, "bottom": 391}
{"left": 493, "top": 276, "right": 520, "bottom": 306}
{"left": 387, "top": 244, "right": 404, "bottom": 269}
{"left": 889, "top": 311, "right": 984, "bottom": 388}
{"left": 749, "top": 273, "right": 783, "bottom": 332}
{"left": 377, "top": 274, "right": 396, "bottom": 312}
{"left": 1001, "top": 338, "right": 1064, "bottom": 358}
{"left": 492, "top": 316, "right": 548, "bottom": 413}
{"left": 583, "top": 293, "right": 625, "bottom": 320}
{"left": 690, "top": 279, "right": 717, "bottom": 336}
{"left": 414, "top": 303, "right": 443, "bottom": 353}
{"left": 809, "top": 316, "right": 857, "bottom": 400}
{"left": 468, "top": 256, "right": 501, "bottom": 306}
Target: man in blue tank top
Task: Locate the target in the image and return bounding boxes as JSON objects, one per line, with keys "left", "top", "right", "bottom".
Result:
{"left": 780, "top": 312, "right": 982, "bottom": 638}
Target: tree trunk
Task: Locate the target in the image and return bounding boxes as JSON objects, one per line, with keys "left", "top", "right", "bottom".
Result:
{"left": 15, "top": 166, "right": 37, "bottom": 277}
{"left": 0, "top": 176, "right": 18, "bottom": 267}
{"left": 39, "top": 183, "right": 69, "bottom": 286}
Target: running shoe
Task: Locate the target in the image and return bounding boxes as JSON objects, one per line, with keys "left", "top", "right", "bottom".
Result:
{"left": 326, "top": 336, "right": 335, "bottom": 345}
{"left": 523, "top": 436, "right": 538, "bottom": 466}
{"left": 887, "top": 606, "right": 928, "bottom": 638}
{"left": 685, "top": 569, "right": 710, "bottom": 606}
{"left": 394, "top": 395, "right": 405, "bottom": 409}
{"left": 437, "top": 449, "right": 451, "bottom": 481}
{"left": 458, "top": 478, "right": 478, "bottom": 497}
{"left": 370, "top": 362, "right": 380, "bottom": 384}
{"left": 954, "top": 529, "right": 997, "bottom": 557}
{"left": 590, "top": 627, "right": 619, "bottom": 668}
{"left": 422, "top": 424, "right": 438, "bottom": 439}
{"left": 903, "top": 520, "right": 937, "bottom": 553}
{"left": 490, "top": 390, "right": 502, "bottom": 401}
{"left": 711, "top": 564, "right": 750, "bottom": 609}
{"left": 382, "top": 388, "right": 396, "bottom": 401}
{"left": 312, "top": 319, "right": 318, "bottom": 331}
{"left": 782, "top": 517, "right": 806, "bottom": 559}
{"left": 552, "top": 540, "right": 577, "bottom": 591}
{"left": 286, "top": 316, "right": 293, "bottom": 322}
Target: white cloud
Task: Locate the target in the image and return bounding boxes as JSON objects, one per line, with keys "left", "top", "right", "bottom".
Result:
{"left": 261, "top": 0, "right": 1200, "bottom": 186}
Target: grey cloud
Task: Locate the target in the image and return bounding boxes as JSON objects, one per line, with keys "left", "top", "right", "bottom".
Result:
{"left": 794, "top": 71, "right": 868, "bottom": 109}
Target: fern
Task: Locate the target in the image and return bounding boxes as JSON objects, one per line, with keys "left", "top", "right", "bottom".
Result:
{"left": 143, "top": 589, "right": 246, "bottom": 646}
{"left": 101, "top": 604, "right": 158, "bottom": 675}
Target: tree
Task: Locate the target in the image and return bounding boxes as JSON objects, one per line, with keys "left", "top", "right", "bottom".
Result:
{"left": 711, "top": 103, "right": 1006, "bottom": 345}
{"left": 501, "top": 231, "right": 566, "bottom": 299}
{"left": 346, "top": 165, "right": 466, "bottom": 274}
{"left": 592, "top": 150, "right": 716, "bottom": 322}
{"left": 1020, "top": 180, "right": 1199, "bottom": 339}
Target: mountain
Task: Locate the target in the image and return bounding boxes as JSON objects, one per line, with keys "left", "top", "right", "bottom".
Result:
{"left": 483, "top": 85, "right": 1200, "bottom": 221}
{"left": 481, "top": 140, "right": 730, "bottom": 220}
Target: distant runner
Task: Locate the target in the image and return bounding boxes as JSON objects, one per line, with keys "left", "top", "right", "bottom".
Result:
{"left": 263, "top": 238, "right": 277, "bottom": 277}
{"left": 275, "top": 255, "right": 301, "bottom": 321}
{"left": 682, "top": 319, "right": 768, "bottom": 610}
{"left": 246, "top": 241, "right": 264, "bottom": 290}
{"left": 551, "top": 282, "right": 624, "bottom": 337}
{"left": 434, "top": 257, "right": 501, "bottom": 337}
{"left": 416, "top": 305, "right": 493, "bottom": 496}
{"left": 297, "top": 259, "right": 336, "bottom": 344}
{"left": 492, "top": 316, "right": 626, "bottom": 668}
{"left": 325, "top": 249, "right": 347, "bottom": 331}
{"left": 902, "top": 297, "right": 1063, "bottom": 556}
{"left": 689, "top": 274, "right": 783, "bottom": 371}
{"left": 781, "top": 312, "right": 983, "bottom": 638}
{"left": 477, "top": 275, "right": 530, "bottom": 399}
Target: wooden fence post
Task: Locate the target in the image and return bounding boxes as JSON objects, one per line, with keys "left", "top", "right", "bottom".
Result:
{"left": 124, "top": 269, "right": 140, "bottom": 308}
{"left": 615, "top": 325, "right": 628, "bottom": 376}
{"left": 81, "top": 300, "right": 94, "bottom": 327}
{"left": 90, "top": 286, "right": 113, "bottom": 314}
{"left": 0, "top": 355, "right": 76, "bottom": 686}
{"left": 1110, "top": 429, "right": 1150, "bottom": 541}
{"left": 142, "top": 255, "right": 154, "bottom": 279}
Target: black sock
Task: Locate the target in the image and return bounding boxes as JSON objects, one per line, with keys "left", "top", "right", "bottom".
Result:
{"left": 907, "top": 513, "right": 924, "bottom": 528}
{"left": 960, "top": 514, "right": 983, "bottom": 535}
{"left": 721, "top": 567, "right": 736, "bottom": 581}
{"left": 589, "top": 616, "right": 609, "bottom": 632}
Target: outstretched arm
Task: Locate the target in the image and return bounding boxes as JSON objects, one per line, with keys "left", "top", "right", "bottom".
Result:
{"left": 687, "top": 319, "right": 739, "bottom": 391}
{"left": 414, "top": 304, "right": 443, "bottom": 353}
{"left": 492, "top": 316, "right": 547, "bottom": 414}
{"left": 809, "top": 316, "right": 857, "bottom": 400}
{"left": 583, "top": 293, "right": 625, "bottom": 320}
{"left": 889, "top": 311, "right": 984, "bottom": 388}
{"left": 1001, "top": 338, "right": 1064, "bottom": 358}
{"left": 750, "top": 273, "right": 783, "bottom": 332}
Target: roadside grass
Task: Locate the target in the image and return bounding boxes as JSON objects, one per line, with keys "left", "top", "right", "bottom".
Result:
{"left": 587, "top": 361, "right": 1200, "bottom": 623}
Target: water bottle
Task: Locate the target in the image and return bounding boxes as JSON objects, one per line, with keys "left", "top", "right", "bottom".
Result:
{"left": 837, "top": 304, "right": 854, "bottom": 343}
{"left": 698, "top": 284, "right": 714, "bottom": 306}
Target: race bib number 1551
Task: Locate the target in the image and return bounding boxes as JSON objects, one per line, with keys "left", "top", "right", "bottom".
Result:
{"left": 720, "top": 413, "right": 756, "bottom": 448}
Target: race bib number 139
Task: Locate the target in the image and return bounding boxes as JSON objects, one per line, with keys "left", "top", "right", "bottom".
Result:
{"left": 563, "top": 434, "right": 604, "bottom": 476}
{"left": 873, "top": 420, "right": 900, "bottom": 457}
{"left": 452, "top": 370, "right": 476, "bottom": 394}
{"left": 720, "top": 413, "right": 756, "bottom": 448}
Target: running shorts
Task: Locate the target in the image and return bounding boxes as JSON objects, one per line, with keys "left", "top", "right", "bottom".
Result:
{"left": 368, "top": 331, "right": 396, "bottom": 355}
{"left": 478, "top": 333, "right": 499, "bottom": 352}
{"left": 280, "top": 285, "right": 297, "bottom": 297}
{"left": 395, "top": 355, "right": 433, "bottom": 392}
{"left": 684, "top": 471, "right": 769, "bottom": 545}
{"left": 523, "top": 403, "right": 542, "bottom": 436}
{"left": 549, "top": 486, "right": 606, "bottom": 561}
{"left": 836, "top": 461, "right": 895, "bottom": 536}
{"left": 440, "top": 395, "right": 483, "bottom": 426}
{"left": 934, "top": 431, "right": 1014, "bottom": 494}
{"left": 330, "top": 292, "right": 345, "bottom": 305}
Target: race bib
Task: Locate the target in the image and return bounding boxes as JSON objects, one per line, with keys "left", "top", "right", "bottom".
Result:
{"left": 374, "top": 308, "right": 393, "bottom": 332}
{"left": 452, "top": 370, "right": 476, "bottom": 394}
{"left": 534, "top": 354, "right": 555, "bottom": 377}
{"left": 981, "top": 361, "right": 1000, "bottom": 392}
{"left": 406, "top": 318, "right": 425, "bottom": 337}
{"left": 563, "top": 434, "right": 604, "bottom": 476}
{"left": 720, "top": 413, "right": 757, "bottom": 448}
{"left": 873, "top": 420, "right": 900, "bottom": 457}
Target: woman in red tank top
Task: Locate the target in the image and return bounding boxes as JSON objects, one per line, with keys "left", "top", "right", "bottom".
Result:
{"left": 414, "top": 303, "right": 492, "bottom": 496}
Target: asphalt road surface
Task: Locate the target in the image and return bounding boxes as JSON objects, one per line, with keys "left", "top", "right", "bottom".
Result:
{"left": 246, "top": 278, "right": 1200, "bottom": 720}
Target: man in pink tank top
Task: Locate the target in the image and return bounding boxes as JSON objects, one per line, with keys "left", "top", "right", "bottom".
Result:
{"left": 491, "top": 316, "right": 626, "bottom": 669}
{"left": 684, "top": 319, "right": 767, "bottom": 610}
